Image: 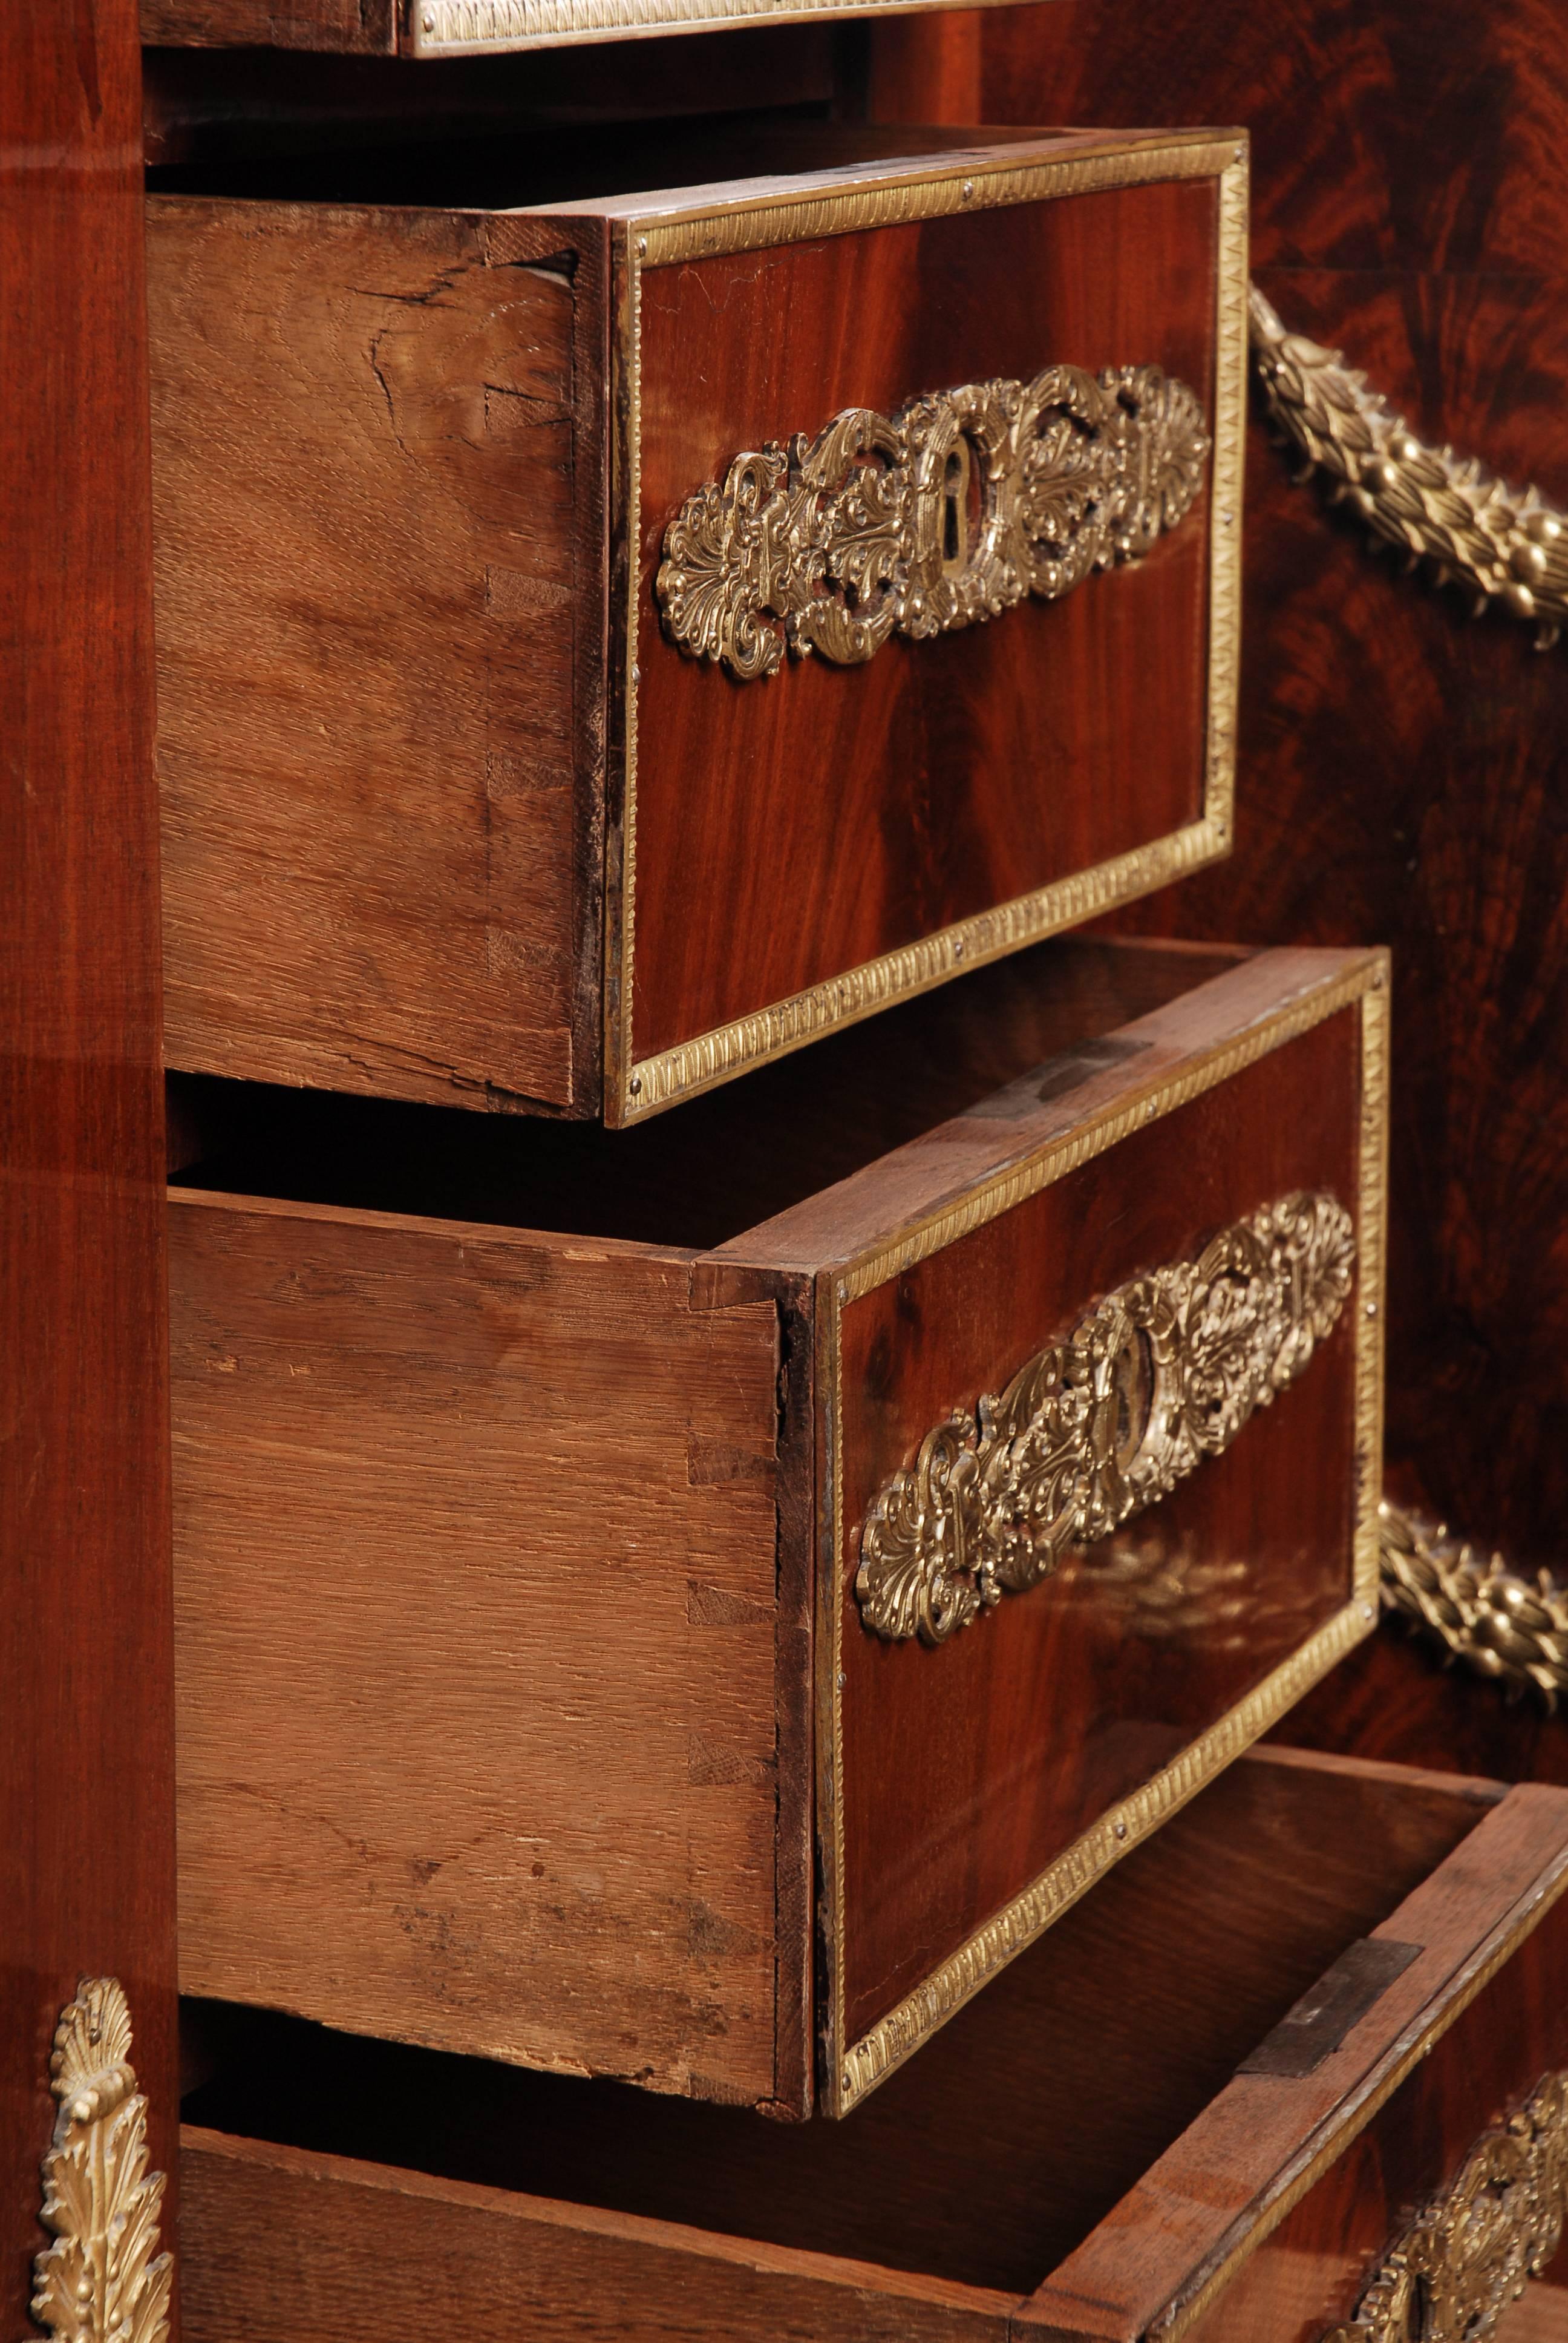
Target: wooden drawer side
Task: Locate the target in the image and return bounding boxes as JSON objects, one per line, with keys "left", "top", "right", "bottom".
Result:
{"left": 171, "top": 1190, "right": 788, "bottom": 2103}
{"left": 148, "top": 197, "right": 589, "bottom": 1112}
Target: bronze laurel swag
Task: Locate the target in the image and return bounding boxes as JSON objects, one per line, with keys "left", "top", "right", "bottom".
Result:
{"left": 656, "top": 362, "right": 1210, "bottom": 680}
{"left": 855, "top": 1192, "right": 1355, "bottom": 1647}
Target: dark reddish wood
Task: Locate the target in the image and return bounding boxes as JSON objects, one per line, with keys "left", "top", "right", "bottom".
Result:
{"left": 834, "top": 1006, "right": 1364, "bottom": 2045}
{"left": 632, "top": 171, "right": 1218, "bottom": 1063}
{"left": 1276, "top": 1624, "right": 1568, "bottom": 1788}
{"left": 0, "top": 1, "right": 178, "bottom": 2332}
{"left": 863, "top": 0, "right": 1568, "bottom": 1583}
{"left": 175, "top": 1748, "right": 1508, "bottom": 2313}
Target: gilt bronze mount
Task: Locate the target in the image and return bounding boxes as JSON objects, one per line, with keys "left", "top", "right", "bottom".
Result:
{"left": 855, "top": 1190, "right": 1355, "bottom": 1646}
{"left": 30, "top": 1979, "right": 172, "bottom": 2343}
{"left": 656, "top": 362, "right": 1210, "bottom": 680}
{"left": 1323, "top": 2073, "right": 1568, "bottom": 2343}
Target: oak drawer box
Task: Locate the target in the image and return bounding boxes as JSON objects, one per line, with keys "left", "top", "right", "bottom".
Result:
{"left": 169, "top": 937, "right": 1386, "bottom": 2117}
{"left": 148, "top": 125, "right": 1247, "bottom": 1126}
{"left": 180, "top": 1748, "right": 1568, "bottom": 2342}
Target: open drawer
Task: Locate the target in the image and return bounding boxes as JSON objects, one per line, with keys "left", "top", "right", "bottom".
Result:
{"left": 169, "top": 936, "right": 1387, "bottom": 2116}
{"left": 147, "top": 122, "right": 1246, "bottom": 1123}
{"left": 177, "top": 1747, "right": 1568, "bottom": 2341}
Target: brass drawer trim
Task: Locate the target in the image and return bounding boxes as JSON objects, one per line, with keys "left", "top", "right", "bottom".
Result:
{"left": 855, "top": 1190, "right": 1354, "bottom": 1647}
{"left": 31, "top": 1979, "right": 172, "bottom": 2343}
{"left": 610, "top": 130, "right": 1250, "bottom": 1123}
{"left": 655, "top": 362, "right": 1210, "bottom": 681}
{"left": 1324, "top": 2073, "right": 1568, "bottom": 2343}
{"left": 822, "top": 955, "right": 1390, "bottom": 2115}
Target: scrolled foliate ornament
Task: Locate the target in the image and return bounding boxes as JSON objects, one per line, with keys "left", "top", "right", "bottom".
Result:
{"left": 656, "top": 361, "right": 1210, "bottom": 680}
{"left": 855, "top": 1191, "right": 1355, "bottom": 1646}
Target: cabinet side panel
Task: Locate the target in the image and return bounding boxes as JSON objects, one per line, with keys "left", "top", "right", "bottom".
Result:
{"left": 171, "top": 1197, "right": 782, "bottom": 2101}
{"left": 149, "top": 199, "right": 580, "bottom": 1109}
{"left": 1, "top": 2, "right": 180, "bottom": 2322}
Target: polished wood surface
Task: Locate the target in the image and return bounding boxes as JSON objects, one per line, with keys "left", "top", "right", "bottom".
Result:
{"left": 175, "top": 1751, "right": 1561, "bottom": 2340}
{"left": 866, "top": 0, "right": 1568, "bottom": 1579}
{"left": 169, "top": 940, "right": 1377, "bottom": 2109}
{"left": 631, "top": 169, "right": 1218, "bottom": 1063}
{"left": 1278, "top": 1609, "right": 1568, "bottom": 1787}
{"left": 0, "top": 2, "right": 180, "bottom": 2328}
{"left": 145, "top": 128, "right": 1226, "bottom": 1118}
{"left": 835, "top": 1006, "right": 1363, "bottom": 2046}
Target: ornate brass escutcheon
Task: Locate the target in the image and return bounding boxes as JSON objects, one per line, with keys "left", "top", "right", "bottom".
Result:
{"left": 656, "top": 361, "right": 1211, "bottom": 680}
{"left": 854, "top": 1190, "right": 1355, "bottom": 1645}
{"left": 1321, "top": 2073, "right": 1568, "bottom": 2343}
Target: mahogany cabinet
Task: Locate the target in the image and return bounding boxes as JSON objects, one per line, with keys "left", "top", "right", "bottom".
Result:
{"left": 175, "top": 1746, "right": 1568, "bottom": 2343}
{"left": 168, "top": 936, "right": 1386, "bottom": 2116}
{"left": 146, "top": 126, "right": 1244, "bottom": 1123}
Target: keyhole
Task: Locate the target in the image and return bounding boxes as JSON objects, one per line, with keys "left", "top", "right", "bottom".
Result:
{"left": 942, "top": 439, "right": 973, "bottom": 574}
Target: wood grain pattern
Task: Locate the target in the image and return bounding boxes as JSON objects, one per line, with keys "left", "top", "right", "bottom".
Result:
{"left": 142, "top": 0, "right": 395, "bottom": 51}
{"left": 866, "top": 0, "right": 1568, "bottom": 1582}
{"left": 149, "top": 196, "right": 594, "bottom": 1112}
{"left": 170, "top": 1190, "right": 789, "bottom": 2105}
{"left": 175, "top": 1752, "right": 1568, "bottom": 2340}
{"left": 180, "top": 2127, "right": 1014, "bottom": 2343}
{"left": 0, "top": 2, "right": 180, "bottom": 2328}
{"left": 1166, "top": 1810, "right": 1568, "bottom": 2343}
{"left": 1020, "top": 1777, "right": 1568, "bottom": 2339}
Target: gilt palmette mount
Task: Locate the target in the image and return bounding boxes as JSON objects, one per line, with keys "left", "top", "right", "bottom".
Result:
{"left": 855, "top": 1191, "right": 1354, "bottom": 1646}
{"left": 655, "top": 362, "right": 1210, "bottom": 680}
{"left": 31, "top": 1979, "right": 172, "bottom": 2343}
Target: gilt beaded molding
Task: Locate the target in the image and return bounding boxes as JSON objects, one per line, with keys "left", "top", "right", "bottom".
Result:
{"left": 30, "top": 1979, "right": 172, "bottom": 2343}
{"left": 856, "top": 1191, "right": 1354, "bottom": 1646}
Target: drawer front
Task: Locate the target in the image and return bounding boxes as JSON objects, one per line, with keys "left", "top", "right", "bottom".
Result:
{"left": 823, "top": 962, "right": 1387, "bottom": 2112}
{"left": 617, "top": 133, "right": 1247, "bottom": 1122}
